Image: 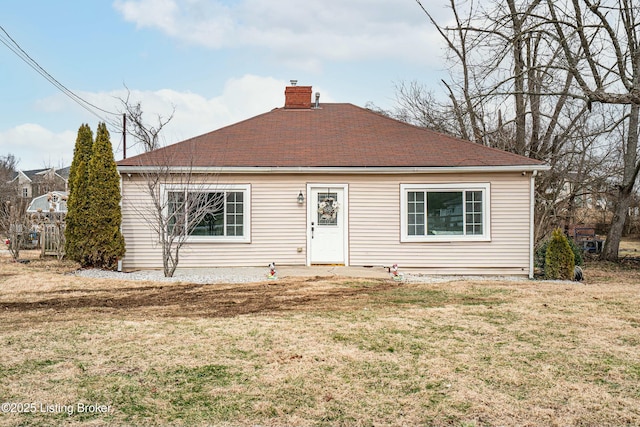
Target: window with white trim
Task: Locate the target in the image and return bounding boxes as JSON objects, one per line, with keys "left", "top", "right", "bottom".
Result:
{"left": 401, "top": 183, "right": 490, "bottom": 242}
{"left": 166, "top": 184, "right": 250, "bottom": 242}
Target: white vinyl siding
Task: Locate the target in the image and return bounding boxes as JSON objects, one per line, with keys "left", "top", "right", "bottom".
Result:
{"left": 121, "top": 176, "right": 306, "bottom": 269}
{"left": 120, "top": 172, "right": 533, "bottom": 275}
{"left": 347, "top": 174, "right": 529, "bottom": 274}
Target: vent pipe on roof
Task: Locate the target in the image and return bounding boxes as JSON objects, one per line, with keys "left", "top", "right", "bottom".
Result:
{"left": 314, "top": 92, "right": 320, "bottom": 109}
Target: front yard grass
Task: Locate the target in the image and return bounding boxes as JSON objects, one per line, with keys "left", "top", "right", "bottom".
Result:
{"left": 0, "top": 254, "right": 639, "bottom": 426}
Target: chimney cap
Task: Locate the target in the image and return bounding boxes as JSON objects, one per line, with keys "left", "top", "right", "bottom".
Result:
{"left": 290, "top": 79, "right": 298, "bottom": 86}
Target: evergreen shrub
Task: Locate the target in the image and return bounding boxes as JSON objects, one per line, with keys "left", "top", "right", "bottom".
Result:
{"left": 544, "top": 228, "right": 576, "bottom": 280}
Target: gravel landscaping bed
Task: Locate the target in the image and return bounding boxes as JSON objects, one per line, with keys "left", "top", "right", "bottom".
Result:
{"left": 73, "top": 267, "right": 537, "bottom": 284}
{"left": 73, "top": 267, "right": 268, "bottom": 284}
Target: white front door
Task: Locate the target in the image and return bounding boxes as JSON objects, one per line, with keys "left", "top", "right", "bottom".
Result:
{"left": 308, "top": 185, "right": 347, "bottom": 265}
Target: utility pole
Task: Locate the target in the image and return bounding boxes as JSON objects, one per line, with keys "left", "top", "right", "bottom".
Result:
{"left": 122, "top": 113, "right": 127, "bottom": 159}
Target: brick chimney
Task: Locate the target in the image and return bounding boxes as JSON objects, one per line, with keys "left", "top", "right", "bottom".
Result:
{"left": 284, "top": 85, "right": 313, "bottom": 109}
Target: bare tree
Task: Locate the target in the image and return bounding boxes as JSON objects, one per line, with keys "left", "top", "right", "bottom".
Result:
{"left": 123, "top": 148, "right": 225, "bottom": 277}
{"left": 545, "top": 0, "right": 640, "bottom": 261}
{"left": 1, "top": 200, "right": 30, "bottom": 260}
{"left": 118, "top": 99, "right": 224, "bottom": 277}
{"left": 0, "top": 153, "right": 19, "bottom": 200}
{"left": 0, "top": 153, "right": 18, "bottom": 178}
{"left": 414, "top": 0, "right": 595, "bottom": 158}
{"left": 118, "top": 88, "right": 175, "bottom": 153}
{"left": 0, "top": 154, "right": 26, "bottom": 260}
{"left": 535, "top": 106, "right": 621, "bottom": 237}
{"left": 391, "top": 82, "right": 464, "bottom": 136}
{"left": 416, "top": 0, "right": 488, "bottom": 144}
{"left": 409, "top": 0, "right": 614, "bottom": 243}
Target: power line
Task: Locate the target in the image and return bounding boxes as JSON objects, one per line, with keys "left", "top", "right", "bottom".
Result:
{"left": 0, "top": 24, "right": 122, "bottom": 130}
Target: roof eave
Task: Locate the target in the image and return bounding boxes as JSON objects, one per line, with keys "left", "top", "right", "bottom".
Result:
{"left": 118, "top": 164, "right": 550, "bottom": 175}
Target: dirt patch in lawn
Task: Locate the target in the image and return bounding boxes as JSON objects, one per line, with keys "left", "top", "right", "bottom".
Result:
{"left": 0, "top": 276, "right": 401, "bottom": 320}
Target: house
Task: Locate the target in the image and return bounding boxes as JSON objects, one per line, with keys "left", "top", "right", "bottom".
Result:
{"left": 117, "top": 84, "right": 549, "bottom": 277}
{"left": 10, "top": 167, "right": 69, "bottom": 200}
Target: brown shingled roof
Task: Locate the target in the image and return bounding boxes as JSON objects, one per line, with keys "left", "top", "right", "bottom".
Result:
{"left": 117, "top": 103, "right": 544, "bottom": 168}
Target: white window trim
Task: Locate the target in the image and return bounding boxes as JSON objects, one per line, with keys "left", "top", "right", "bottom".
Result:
{"left": 162, "top": 183, "right": 251, "bottom": 243}
{"left": 400, "top": 183, "right": 491, "bottom": 242}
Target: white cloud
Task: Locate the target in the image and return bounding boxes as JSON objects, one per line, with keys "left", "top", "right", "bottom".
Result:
{"left": 12, "top": 74, "right": 331, "bottom": 166}
{"left": 80, "top": 75, "right": 316, "bottom": 151}
{"left": 0, "top": 124, "right": 75, "bottom": 170}
{"left": 49, "top": 74, "right": 331, "bottom": 139}
{"left": 113, "top": 0, "right": 444, "bottom": 67}
{"left": 114, "top": 0, "right": 180, "bottom": 35}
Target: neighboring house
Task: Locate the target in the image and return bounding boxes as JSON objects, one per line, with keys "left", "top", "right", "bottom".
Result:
{"left": 26, "top": 191, "right": 68, "bottom": 214}
{"left": 10, "top": 167, "right": 68, "bottom": 200}
{"left": 118, "top": 84, "right": 550, "bottom": 277}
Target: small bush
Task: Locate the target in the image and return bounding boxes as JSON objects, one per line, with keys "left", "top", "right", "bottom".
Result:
{"left": 536, "top": 234, "right": 583, "bottom": 270}
{"left": 544, "top": 228, "right": 575, "bottom": 280}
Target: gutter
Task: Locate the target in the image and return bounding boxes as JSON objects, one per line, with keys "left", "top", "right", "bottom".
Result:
{"left": 117, "top": 164, "right": 551, "bottom": 175}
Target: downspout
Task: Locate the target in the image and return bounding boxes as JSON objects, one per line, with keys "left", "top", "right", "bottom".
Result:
{"left": 529, "top": 170, "right": 538, "bottom": 279}
{"left": 118, "top": 171, "right": 125, "bottom": 272}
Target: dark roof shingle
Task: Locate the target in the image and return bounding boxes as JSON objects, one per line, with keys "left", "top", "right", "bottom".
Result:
{"left": 118, "top": 103, "right": 544, "bottom": 168}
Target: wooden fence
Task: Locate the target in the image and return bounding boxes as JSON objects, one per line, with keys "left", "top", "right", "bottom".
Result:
{"left": 41, "top": 223, "right": 65, "bottom": 258}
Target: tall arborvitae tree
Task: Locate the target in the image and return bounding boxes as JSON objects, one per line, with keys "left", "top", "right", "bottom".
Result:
{"left": 86, "top": 122, "right": 125, "bottom": 269}
{"left": 64, "top": 124, "right": 94, "bottom": 264}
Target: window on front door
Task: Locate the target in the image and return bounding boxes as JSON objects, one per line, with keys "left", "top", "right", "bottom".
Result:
{"left": 317, "top": 192, "right": 338, "bottom": 226}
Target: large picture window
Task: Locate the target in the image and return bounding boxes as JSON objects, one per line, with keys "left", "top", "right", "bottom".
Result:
{"left": 165, "top": 184, "right": 250, "bottom": 242}
{"left": 401, "top": 183, "right": 490, "bottom": 242}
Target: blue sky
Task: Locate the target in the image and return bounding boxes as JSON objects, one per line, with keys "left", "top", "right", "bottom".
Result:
{"left": 1, "top": 0, "right": 451, "bottom": 169}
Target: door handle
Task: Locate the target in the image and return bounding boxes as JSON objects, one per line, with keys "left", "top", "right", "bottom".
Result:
{"left": 311, "top": 222, "right": 314, "bottom": 239}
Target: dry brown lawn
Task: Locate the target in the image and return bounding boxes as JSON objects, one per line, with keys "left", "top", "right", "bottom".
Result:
{"left": 0, "top": 252, "right": 639, "bottom": 426}
{"left": 619, "top": 237, "right": 640, "bottom": 259}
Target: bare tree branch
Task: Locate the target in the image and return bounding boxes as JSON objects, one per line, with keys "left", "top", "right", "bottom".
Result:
{"left": 118, "top": 86, "right": 176, "bottom": 153}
